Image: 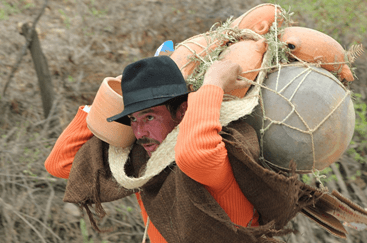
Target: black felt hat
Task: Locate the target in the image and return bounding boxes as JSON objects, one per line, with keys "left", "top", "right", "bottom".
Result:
{"left": 107, "top": 56, "right": 188, "bottom": 125}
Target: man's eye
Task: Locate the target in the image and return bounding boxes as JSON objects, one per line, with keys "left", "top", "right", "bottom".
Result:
{"left": 130, "top": 117, "right": 137, "bottom": 122}
{"left": 147, "top": 115, "right": 154, "bottom": 121}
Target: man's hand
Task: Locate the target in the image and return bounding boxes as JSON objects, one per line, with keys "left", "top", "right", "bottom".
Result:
{"left": 202, "top": 60, "right": 249, "bottom": 93}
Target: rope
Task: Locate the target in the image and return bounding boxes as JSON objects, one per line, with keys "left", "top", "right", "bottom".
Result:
{"left": 274, "top": 5, "right": 280, "bottom": 68}
{"left": 313, "top": 169, "right": 327, "bottom": 190}
{"left": 142, "top": 217, "right": 150, "bottom": 243}
{"left": 254, "top": 64, "right": 350, "bottom": 171}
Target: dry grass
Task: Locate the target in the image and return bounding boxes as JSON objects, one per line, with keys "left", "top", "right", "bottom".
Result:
{"left": 0, "top": 98, "right": 147, "bottom": 242}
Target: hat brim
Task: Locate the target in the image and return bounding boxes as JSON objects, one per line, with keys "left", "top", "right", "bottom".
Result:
{"left": 107, "top": 94, "right": 186, "bottom": 126}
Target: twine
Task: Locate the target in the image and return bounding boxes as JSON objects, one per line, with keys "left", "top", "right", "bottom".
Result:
{"left": 313, "top": 169, "right": 327, "bottom": 190}
{"left": 255, "top": 64, "right": 350, "bottom": 172}
{"left": 141, "top": 217, "right": 150, "bottom": 243}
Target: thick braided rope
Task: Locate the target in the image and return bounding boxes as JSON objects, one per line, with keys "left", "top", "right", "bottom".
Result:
{"left": 109, "top": 126, "right": 179, "bottom": 189}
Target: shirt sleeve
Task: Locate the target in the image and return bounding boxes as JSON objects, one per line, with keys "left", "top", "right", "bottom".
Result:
{"left": 175, "top": 84, "right": 233, "bottom": 193}
{"left": 44, "top": 106, "right": 93, "bottom": 179}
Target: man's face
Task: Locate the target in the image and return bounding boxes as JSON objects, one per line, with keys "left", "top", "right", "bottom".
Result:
{"left": 128, "top": 105, "right": 179, "bottom": 157}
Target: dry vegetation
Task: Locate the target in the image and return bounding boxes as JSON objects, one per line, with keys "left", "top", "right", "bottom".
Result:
{"left": 0, "top": 0, "right": 366, "bottom": 242}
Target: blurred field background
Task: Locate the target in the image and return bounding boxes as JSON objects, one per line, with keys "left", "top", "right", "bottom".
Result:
{"left": 0, "top": 0, "right": 366, "bottom": 242}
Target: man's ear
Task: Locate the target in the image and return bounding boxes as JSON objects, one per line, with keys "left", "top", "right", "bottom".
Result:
{"left": 176, "top": 101, "right": 188, "bottom": 120}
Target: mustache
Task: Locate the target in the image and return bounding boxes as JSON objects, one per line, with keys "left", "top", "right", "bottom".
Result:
{"left": 136, "top": 137, "right": 160, "bottom": 146}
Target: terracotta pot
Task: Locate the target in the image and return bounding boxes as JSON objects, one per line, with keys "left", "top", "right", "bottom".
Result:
{"left": 280, "top": 27, "right": 354, "bottom": 82}
{"left": 87, "top": 77, "right": 136, "bottom": 148}
{"left": 230, "top": 3, "right": 284, "bottom": 35}
{"left": 219, "top": 39, "right": 267, "bottom": 97}
{"left": 170, "top": 34, "right": 220, "bottom": 80}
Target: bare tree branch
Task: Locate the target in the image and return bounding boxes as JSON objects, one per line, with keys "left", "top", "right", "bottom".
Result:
{"left": 2, "top": 0, "right": 48, "bottom": 96}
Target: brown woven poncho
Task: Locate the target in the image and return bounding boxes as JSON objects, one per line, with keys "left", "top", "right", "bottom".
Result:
{"left": 64, "top": 120, "right": 350, "bottom": 242}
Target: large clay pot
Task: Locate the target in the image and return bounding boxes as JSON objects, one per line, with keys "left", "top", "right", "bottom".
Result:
{"left": 219, "top": 39, "right": 267, "bottom": 97}
{"left": 280, "top": 27, "right": 354, "bottom": 82}
{"left": 246, "top": 66, "right": 355, "bottom": 172}
{"left": 87, "top": 77, "right": 136, "bottom": 148}
{"left": 230, "top": 3, "right": 284, "bottom": 35}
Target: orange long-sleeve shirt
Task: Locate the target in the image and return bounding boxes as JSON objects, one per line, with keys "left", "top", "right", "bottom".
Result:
{"left": 45, "top": 107, "right": 93, "bottom": 179}
{"left": 176, "top": 84, "right": 258, "bottom": 227}
{"left": 45, "top": 85, "right": 258, "bottom": 243}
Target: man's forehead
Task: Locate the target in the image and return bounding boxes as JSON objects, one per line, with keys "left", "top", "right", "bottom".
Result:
{"left": 129, "top": 105, "right": 167, "bottom": 117}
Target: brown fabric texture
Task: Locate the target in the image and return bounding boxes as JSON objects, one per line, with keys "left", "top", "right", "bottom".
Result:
{"left": 220, "top": 120, "right": 317, "bottom": 229}
{"left": 63, "top": 136, "right": 137, "bottom": 230}
{"left": 64, "top": 136, "right": 135, "bottom": 203}
{"left": 63, "top": 121, "right": 321, "bottom": 242}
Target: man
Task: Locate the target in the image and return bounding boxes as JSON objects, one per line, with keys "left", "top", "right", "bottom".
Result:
{"left": 45, "top": 56, "right": 318, "bottom": 242}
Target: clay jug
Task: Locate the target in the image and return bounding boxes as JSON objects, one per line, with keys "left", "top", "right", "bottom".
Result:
{"left": 219, "top": 39, "right": 267, "bottom": 97}
{"left": 230, "top": 3, "right": 284, "bottom": 35}
{"left": 280, "top": 27, "right": 354, "bottom": 82}
{"left": 170, "top": 34, "right": 220, "bottom": 80}
{"left": 87, "top": 77, "right": 136, "bottom": 147}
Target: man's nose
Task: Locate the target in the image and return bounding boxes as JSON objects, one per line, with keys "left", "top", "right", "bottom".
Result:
{"left": 135, "top": 123, "right": 149, "bottom": 140}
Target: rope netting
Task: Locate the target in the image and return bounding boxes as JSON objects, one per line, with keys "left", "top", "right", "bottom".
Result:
{"left": 254, "top": 64, "right": 350, "bottom": 182}
{"left": 109, "top": 4, "right": 355, "bottom": 191}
